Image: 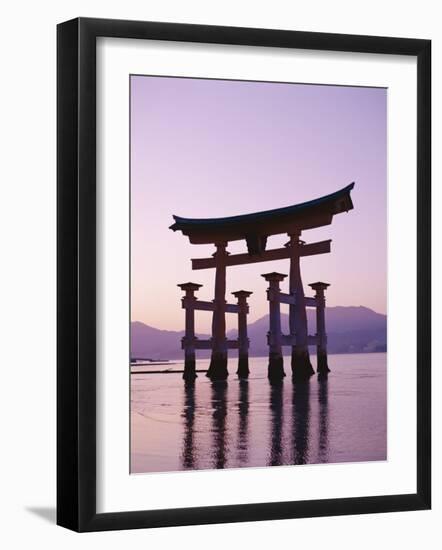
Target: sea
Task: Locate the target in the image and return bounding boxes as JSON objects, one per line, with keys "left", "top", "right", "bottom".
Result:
{"left": 130, "top": 353, "right": 386, "bottom": 474}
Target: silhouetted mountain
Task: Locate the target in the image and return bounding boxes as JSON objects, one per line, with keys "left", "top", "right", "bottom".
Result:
{"left": 131, "top": 306, "right": 386, "bottom": 360}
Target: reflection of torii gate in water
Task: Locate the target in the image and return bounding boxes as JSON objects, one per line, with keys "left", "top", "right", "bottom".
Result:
{"left": 170, "top": 183, "right": 355, "bottom": 383}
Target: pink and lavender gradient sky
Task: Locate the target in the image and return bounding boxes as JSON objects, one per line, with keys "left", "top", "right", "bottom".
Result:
{"left": 131, "top": 75, "right": 386, "bottom": 332}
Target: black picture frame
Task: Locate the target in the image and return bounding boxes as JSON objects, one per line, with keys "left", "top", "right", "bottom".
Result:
{"left": 57, "top": 17, "right": 431, "bottom": 532}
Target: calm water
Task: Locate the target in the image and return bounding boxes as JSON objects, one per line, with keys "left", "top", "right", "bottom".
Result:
{"left": 131, "top": 353, "right": 386, "bottom": 474}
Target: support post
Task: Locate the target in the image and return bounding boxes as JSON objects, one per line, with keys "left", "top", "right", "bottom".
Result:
{"left": 178, "top": 282, "right": 202, "bottom": 381}
{"left": 262, "top": 272, "right": 286, "bottom": 383}
{"left": 232, "top": 290, "right": 253, "bottom": 378}
{"left": 207, "top": 242, "right": 229, "bottom": 380}
{"left": 287, "top": 233, "right": 314, "bottom": 381}
{"left": 309, "top": 282, "right": 331, "bottom": 376}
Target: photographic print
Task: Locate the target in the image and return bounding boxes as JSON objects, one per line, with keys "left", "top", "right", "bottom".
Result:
{"left": 130, "top": 75, "right": 387, "bottom": 474}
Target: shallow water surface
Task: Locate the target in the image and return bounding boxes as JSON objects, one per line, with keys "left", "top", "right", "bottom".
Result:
{"left": 131, "top": 353, "right": 386, "bottom": 474}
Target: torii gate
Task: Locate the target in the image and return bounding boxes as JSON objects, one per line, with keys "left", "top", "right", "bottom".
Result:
{"left": 170, "top": 183, "right": 355, "bottom": 382}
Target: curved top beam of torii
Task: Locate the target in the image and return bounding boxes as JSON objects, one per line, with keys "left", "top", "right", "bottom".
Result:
{"left": 169, "top": 182, "right": 355, "bottom": 251}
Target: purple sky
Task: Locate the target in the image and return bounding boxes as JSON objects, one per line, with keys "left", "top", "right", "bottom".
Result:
{"left": 131, "top": 75, "right": 386, "bottom": 332}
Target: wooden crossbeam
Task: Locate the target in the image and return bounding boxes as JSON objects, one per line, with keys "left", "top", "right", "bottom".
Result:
{"left": 191, "top": 239, "right": 331, "bottom": 270}
{"left": 227, "top": 340, "right": 240, "bottom": 349}
{"left": 277, "top": 293, "right": 317, "bottom": 307}
{"left": 280, "top": 334, "right": 319, "bottom": 346}
{"left": 279, "top": 292, "right": 295, "bottom": 305}
{"left": 281, "top": 334, "right": 296, "bottom": 346}
{"left": 182, "top": 300, "right": 240, "bottom": 314}
{"left": 193, "top": 339, "right": 212, "bottom": 350}
{"left": 186, "top": 300, "right": 214, "bottom": 312}
{"left": 193, "top": 339, "right": 239, "bottom": 350}
{"left": 188, "top": 296, "right": 316, "bottom": 310}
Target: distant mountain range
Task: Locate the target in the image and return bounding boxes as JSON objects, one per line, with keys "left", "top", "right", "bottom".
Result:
{"left": 131, "top": 306, "right": 387, "bottom": 360}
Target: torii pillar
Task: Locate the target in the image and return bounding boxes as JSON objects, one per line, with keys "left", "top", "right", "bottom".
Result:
{"left": 287, "top": 232, "right": 315, "bottom": 381}
{"left": 262, "top": 272, "right": 286, "bottom": 383}
{"left": 207, "top": 241, "right": 229, "bottom": 380}
{"left": 309, "top": 282, "right": 330, "bottom": 376}
{"left": 232, "top": 290, "right": 253, "bottom": 378}
{"left": 178, "top": 282, "right": 202, "bottom": 382}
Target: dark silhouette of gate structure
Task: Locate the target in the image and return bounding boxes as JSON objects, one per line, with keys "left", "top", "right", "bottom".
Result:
{"left": 170, "top": 183, "right": 355, "bottom": 382}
